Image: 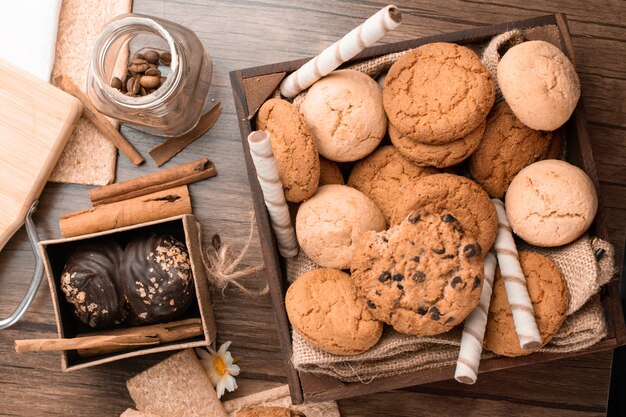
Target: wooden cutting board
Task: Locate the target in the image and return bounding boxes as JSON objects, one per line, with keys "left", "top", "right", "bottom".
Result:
{"left": 0, "top": 59, "right": 82, "bottom": 251}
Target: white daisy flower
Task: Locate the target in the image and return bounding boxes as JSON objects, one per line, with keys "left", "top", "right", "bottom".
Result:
{"left": 196, "top": 341, "right": 240, "bottom": 399}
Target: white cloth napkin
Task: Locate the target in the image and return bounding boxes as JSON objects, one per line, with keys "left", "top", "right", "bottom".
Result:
{"left": 0, "top": 1, "right": 62, "bottom": 82}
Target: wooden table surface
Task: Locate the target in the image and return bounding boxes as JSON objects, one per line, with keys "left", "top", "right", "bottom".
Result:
{"left": 1, "top": 1, "right": 624, "bottom": 416}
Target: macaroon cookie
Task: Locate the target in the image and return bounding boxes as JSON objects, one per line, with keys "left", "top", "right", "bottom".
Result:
{"left": 383, "top": 42, "right": 495, "bottom": 145}
{"left": 498, "top": 40, "right": 580, "bottom": 131}
{"left": 318, "top": 156, "right": 344, "bottom": 186}
{"left": 348, "top": 146, "right": 437, "bottom": 222}
{"left": 296, "top": 184, "right": 386, "bottom": 269}
{"left": 484, "top": 251, "right": 569, "bottom": 357}
{"left": 300, "top": 69, "right": 387, "bottom": 162}
{"left": 505, "top": 159, "right": 598, "bottom": 247}
{"left": 257, "top": 98, "right": 320, "bottom": 202}
{"left": 286, "top": 268, "right": 383, "bottom": 355}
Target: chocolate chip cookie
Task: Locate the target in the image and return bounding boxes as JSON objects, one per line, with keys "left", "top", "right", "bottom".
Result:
{"left": 484, "top": 251, "right": 569, "bottom": 357}
{"left": 351, "top": 211, "right": 484, "bottom": 337}
{"left": 392, "top": 173, "right": 498, "bottom": 252}
{"left": 469, "top": 102, "right": 553, "bottom": 198}
{"left": 257, "top": 98, "right": 320, "bottom": 202}
{"left": 389, "top": 120, "right": 486, "bottom": 168}
{"left": 347, "top": 146, "right": 437, "bottom": 223}
{"left": 383, "top": 42, "right": 495, "bottom": 145}
{"left": 286, "top": 268, "right": 383, "bottom": 355}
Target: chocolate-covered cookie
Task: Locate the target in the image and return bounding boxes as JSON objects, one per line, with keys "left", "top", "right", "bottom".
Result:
{"left": 60, "top": 239, "right": 125, "bottom": 328}
{"left": 119, "top": 234, "right": 194, "bottom": 324}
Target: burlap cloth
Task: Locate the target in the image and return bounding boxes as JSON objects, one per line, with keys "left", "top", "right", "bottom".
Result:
{"left": 285, "top": 28, "right": 616, "bottom": 382}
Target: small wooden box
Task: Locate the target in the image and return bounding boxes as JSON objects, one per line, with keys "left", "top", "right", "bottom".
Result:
{"left": 39, "top": 214, "right": 217, "bottom": 372}
{"left": 230, "top": 14, "right": 626, "bottom": 404}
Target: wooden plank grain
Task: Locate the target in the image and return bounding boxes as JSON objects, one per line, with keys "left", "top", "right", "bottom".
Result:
{"left": 0, "top": 1, "right": 624, "bottom": 416}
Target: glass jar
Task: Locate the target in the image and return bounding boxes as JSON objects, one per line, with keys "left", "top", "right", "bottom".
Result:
{"left": 87, "top": 14, "right": 212, "bottom": 136}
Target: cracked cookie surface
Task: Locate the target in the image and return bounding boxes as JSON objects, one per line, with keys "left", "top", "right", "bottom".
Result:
{"left": 348, "top": 146, "right": 438, "bottom": 223}
{"left": 300, "top": 69, "right": 387, "bottom": 162}
{"left": 257, "top": 98, "right": 320, "bottom": 203}
{"left": 484, "top": 251, "right": 569, "bottom": 357}
{"left": 383, "top": 42, "right": 495, "bottom": 145}
{"left": 286, "top": 268, "right": 383, "bottom": 355}
{"left": 505, "top": 159, "right": 598, "bottom": 247}
{"left": 469, "top": 102, "right": 553, "bottom": 198}
{"left": 351, "top": 211, "right": 484, "bottom": 336}
{"left": 392, "top": 173, "right": 498, "bottom": 252}
{"left": 296, "top": 184, "right": 386, "bottom": 269}
{"left": 389, "top": 120, "right": 486, "bottom": 168}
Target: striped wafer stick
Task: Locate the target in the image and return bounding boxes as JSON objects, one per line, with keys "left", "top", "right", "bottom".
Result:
{"left": 248, "top": 131, "right": 299, "bottom": 258}
{"left": 279, "top": 5, "right": 402, "bottom": 98}
{"left": 455, "top": 250, "right": 497, "bottom": 384}
{"left": 492, "top": 198, "right": 542, "bottom": 349}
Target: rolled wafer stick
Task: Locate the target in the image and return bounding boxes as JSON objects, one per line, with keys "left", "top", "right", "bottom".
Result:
{"left": 492, "top": 198, "right": 542, "bottom": 349}
{"left": 454, "top": 250, "right": 497, "bottom": 384}
{"left": 247, "top": 130, "right": 298, "bottom": 257}
{"left": 279, "top": 5, "right": 402, "bottom": 98}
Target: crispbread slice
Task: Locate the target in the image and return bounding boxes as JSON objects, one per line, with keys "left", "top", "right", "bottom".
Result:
{"left": 127, "top": 349, "right": 227, "bottom": 417}
{"left": 120, "top": 409, "right": 162, "bottom": 417}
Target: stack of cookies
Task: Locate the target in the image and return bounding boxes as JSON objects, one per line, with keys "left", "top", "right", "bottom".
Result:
{"left": 255, "top": 39, "right": 597, "bottom": 359}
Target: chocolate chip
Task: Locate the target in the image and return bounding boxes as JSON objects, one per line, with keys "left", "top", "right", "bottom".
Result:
{"left": 378, "top": 271, "right": 391, "bottom": 283}
{"left": 411, "top": 256, "right": 420, "bottom": 263}
{"left": 408, "top": 213, "right": 421, "bottom": 223}
{"left": 445, "top": 316, "right": 455, "bottom": 325}
{"left": 441, "top": 214, "right": 456, "bottom": 223}
{"left": 417, "top": 306, "right": 428, "bottom": 315}
{"left": 451, "top": 276, "right": 463, "bottom": 288}
{"left": 412, "top": 271, "right": 426, "bottom": 283}
{"left": 430, "top": 306, "right": 440, "bottom": 321}
{"left": 432, "top": 247, "right": 445, "bottom": 255}
{"left": 397, "top": 284, "right": 404, "bottom": 290}
{"left": 453, "top": 225, "right": 464, "bottom": 233}
{"left": 442, "top": 254, "right": 454, "bottom": 259}
{"left": 463, "top": 244, "right": 478, "bottom": 258}
{"left": 473, "top": 276, "right": 482, "bottom": 289}
{"left": 367, "top": 300, "right": 376, "bottom": 309}
{"left": 375, "top": 290, "right": 381, "bottom": 296}
{"left": 392, "top": 273, "right": 404, "bottom": 282}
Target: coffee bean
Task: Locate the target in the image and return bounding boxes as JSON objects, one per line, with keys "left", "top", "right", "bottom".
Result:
{"left": 408, "top": 213, "right": 421, "bottom": 223}
{"left": 473, "top": 276, "right": 482, "bottom": 289}
{"left": 432, "top": 247, "right": 445, "bottom": 255}
{"left": 451, "top": 276, "right": 463, "bottom": 288}
{"left": 133, "top": 53, "right": 145, "bottom": 60}
{"left": 412, "top": 271, "right": 425, "bottom": 283}
{"left": 430, "top": 306, "right": 440, "bottom": 321}
{"left": 144, "top": 68, "right": 161, "bottom": 76}
{"left": 160, "top": 51, "right": 172, "bottom": 65}
{"left": 378, "top": 271, "right": 391, "bottom": 283}
{"left": 366, "top": 300, "right": 376, "bottom": 309}
{"left": 126, "top": 76, "right": 141, "bottom": 96}
{"left": 417, "top": 306, "right": 428, "bottom": 315}
{"left": 128, "top": 58, "right": 150, "bottom": 73}
{"left": 144, "top": 50, "right": 159, "bottom": 64}
{"left": 392, "top": 273, "right": 404, "bottom": 282}
{"left": 463, "top": 244, "right": 478, "bottom": 258}
{"left": 140, "top": 87, "right": 148, "bottom": 96}
{"left": 110, "top": 76, "right": 122, "bottom": 90}
{"left": 441, "top": 214, "right": 456, "bottom": 223}
{"left": 140, "top": 75, "right": 161, "bottom": 89}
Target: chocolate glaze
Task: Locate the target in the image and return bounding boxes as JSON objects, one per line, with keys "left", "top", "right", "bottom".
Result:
{"left": 119, "top": 234, "right": 194, "bottom": 324}
{"left": 60, "top": 239, "right": 125, "bottom": 328}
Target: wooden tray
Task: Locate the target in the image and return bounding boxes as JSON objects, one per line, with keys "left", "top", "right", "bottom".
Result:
{"left": 230, "top": 13, "right": 626, "bottom": 404}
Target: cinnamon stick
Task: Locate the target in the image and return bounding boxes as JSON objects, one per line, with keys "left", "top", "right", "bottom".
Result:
{"left": 77, "top": 318, "right": 204, "bottom": 357}
{"left": 149, "top": 101, "right": 222, "bottom": 167}
{"left": 54, "top": 74, "right": 145, "bottom": 166}
{"left": 15, "top": 334, "right": 159, "bottom": 353}
{"left": 59, "top": 185, "right": 192, "bottom": 237}
{"left": 89, "top": 158, "right": 217, "bottom": 206}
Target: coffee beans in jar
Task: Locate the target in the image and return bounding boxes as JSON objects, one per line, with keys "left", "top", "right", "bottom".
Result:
{"left": 111, "top": 50, "right": 169, "bottom": 97}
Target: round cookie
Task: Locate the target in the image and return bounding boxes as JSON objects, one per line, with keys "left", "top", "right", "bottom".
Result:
{"left": 498, "top": 40, "right": 580, "bottom": 131}
{"left": 296, "top": 184, "right": 386, "bottom": 269}
{"left": 300, "top": 69, "right": 387, "bottom": 162}
{"left": 318, "top": 156, "right": 344, "bottom": 186}
{"left": 383, "top": 42, "right": 495, "bottom": 145}
{"left": 347, "top": 146, "right": 438, "bottom": 222}
{"left": 392, "top": 173, "right": 498, "bottom": 252}
{"left": 389, "top": 120, "right": 486, "bottom": 168}
{"left": 351, "top": 211, "right": 484, "bottom": 337}
{"left": 484, "top": 251, "right": 569, "bottom": 357}
{"left": 285, "top": 268, "right": 383, "bottom": 355}
{"left": 505, "top": 159, "right": 598, "bottom": 247}
{"left": 257, "top": 98, "right": 320, "bottom": 202}
{"left": 469, "top": 102, "right": 554, "bottom": 198}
